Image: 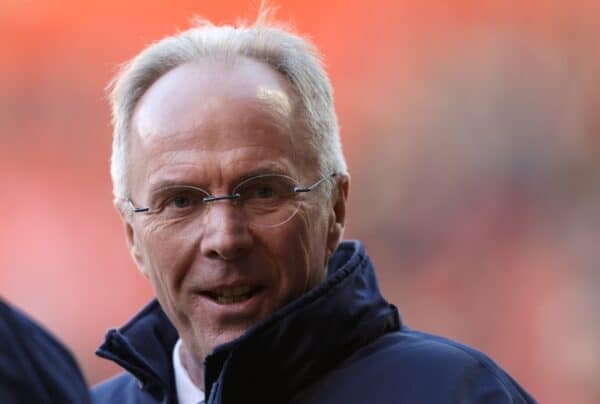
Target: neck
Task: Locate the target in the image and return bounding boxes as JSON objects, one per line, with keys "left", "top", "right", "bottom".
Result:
{"left": 179, "top": 341, "right": 205, "bottom": 391}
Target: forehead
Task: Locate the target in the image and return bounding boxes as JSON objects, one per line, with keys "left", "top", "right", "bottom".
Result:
{"left": 132, "top": 57, "right": 297, "bottom": 139}
{"left": 128, "top": 57, "right": 311, "bottom": 192}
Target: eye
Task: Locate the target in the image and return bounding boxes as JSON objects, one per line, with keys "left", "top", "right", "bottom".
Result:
{"left": 241, "top": 179, "right": 285, "bottom": 202}
{"left": 171, "top": 195, "right": 193, "bottom": 208}
{"left": 159, "top": 188, "right": 205, "bottom": 211}
{"left": 235, "top": 175, "right": 297, "bottom": 206}
{"left": 254, "top": 185, "right": 275, "bottom": 199}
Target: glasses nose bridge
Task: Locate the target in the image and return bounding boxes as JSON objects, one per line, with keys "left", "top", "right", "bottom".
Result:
{"left": 202, "top": 193, "right": 241, "bottom": 205}
{"left": 201, "top": 192, "right": 243, "bottom": 221}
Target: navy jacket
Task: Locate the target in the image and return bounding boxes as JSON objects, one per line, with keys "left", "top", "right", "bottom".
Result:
{"left": 94, "top": 241, "right": 536, "bottom": 404}
{"left": 0, "top": 299, "right": 91, "bottom": 404}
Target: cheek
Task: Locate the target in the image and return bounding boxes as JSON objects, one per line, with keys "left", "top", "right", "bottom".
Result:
{"left": 138, "top": 222, "right": 199, "bottom": 296}
{"left": 300, "top": 202, "right": 330, "bottom": 251}
{"left": 269, "top": 204, "right": 329, "bottom": 295}
{"left": 137, "top": 224, "right": 205, "bottom": 333}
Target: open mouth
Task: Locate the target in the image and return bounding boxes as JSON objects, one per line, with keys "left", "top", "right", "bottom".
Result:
{"left": 202, "top": 285, "right": 262, "bottom": 305}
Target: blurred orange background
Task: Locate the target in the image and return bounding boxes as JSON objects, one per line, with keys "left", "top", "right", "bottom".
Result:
{"left": 1, "top": 1, "right": 599, "bottom": 403}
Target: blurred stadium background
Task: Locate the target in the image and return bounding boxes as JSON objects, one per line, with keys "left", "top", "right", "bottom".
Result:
{"left": 1, "top": 1, "right": 599, "bottom": 402}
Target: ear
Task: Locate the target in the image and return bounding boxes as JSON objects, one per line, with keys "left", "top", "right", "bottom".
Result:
{"left": 326, "top": 173, "right": 350, "bottom": 258}
{"left": 117, "top": 200, "right": 150, "bottom": 279}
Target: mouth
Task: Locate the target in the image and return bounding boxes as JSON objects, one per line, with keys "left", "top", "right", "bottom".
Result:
{"left": 201, "top": 285, "right": 263, "bottom": 305}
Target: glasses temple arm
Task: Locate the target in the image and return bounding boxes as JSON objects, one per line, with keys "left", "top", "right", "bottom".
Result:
{"left": 127, "top": 199, "right": 150, "bottom": 213}
{"left": 294, "top": 172, "right": 337, "bottom": 193}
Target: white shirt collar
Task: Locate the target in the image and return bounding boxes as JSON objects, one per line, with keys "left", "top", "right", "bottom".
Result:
{"left": 173, "top": 338, "right": 206, "bottom": 404}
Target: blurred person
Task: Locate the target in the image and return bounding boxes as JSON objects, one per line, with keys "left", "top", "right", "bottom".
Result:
{"left": 0, "top": 298, "right": 91, "bottom": 404}
{"left": 93, "top": 8, "right": 536, "bottom": 404}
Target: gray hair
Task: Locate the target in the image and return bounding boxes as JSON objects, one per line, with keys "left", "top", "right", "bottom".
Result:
{"left": 108, "top": 13, "right": 347, "bottom": 201}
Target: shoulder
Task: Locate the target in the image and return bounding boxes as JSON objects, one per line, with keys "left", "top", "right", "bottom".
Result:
{"left": 0, "top": 300, "right": 91, "bottom": 404}
{"left": 93, "top": 372, "right": 150, "bottom": 404}
{"left": 0, "top": 300, "right": 79, "bottom": 370}
{"left": 363, "top": 327, "right": 509, "bottom": 375}
{"left": 293, "top": 327, "right": 536, "bottom": 404}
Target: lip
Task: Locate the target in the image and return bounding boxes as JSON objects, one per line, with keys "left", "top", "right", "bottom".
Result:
{"left": 201, "top": 283, "right": 263, "bottom": 303}
{"left": 191, "top": 283, "right": 267, "bottom": 319}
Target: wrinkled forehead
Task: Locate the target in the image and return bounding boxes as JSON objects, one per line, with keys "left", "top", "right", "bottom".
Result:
{"left": 131, "top": 56, "right": 300, "bottom": 142}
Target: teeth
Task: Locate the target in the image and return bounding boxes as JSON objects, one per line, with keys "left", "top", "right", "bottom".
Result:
{"left": 215, "top": 285, "right": 251, "bottom": 298}
{"left": 216, "top": 294, "right": 250, "bottom": 304}
{"left": 213, "top": 285, "right": 253, "bottom": 303}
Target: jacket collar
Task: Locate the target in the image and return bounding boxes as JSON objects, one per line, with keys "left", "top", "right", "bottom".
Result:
{"left": 97, "top": 240, "right": 401, "bottom": 403}
{"left": 96, "top": 300, "right": 178, "bottom": 401}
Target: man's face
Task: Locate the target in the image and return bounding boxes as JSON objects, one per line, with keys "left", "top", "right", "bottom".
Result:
{"left": 123, "top": 57, "right": 346, "bottom": 362}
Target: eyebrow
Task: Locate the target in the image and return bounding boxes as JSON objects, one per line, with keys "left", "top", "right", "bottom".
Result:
{"left": 234, "top": 166, "right": 289, "bottom": 182}
{"left": 147, "top": 164, "right": 291, "bottom": 195}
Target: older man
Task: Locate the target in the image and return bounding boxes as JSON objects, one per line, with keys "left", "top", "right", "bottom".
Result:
{"left": 93, "top": 13, "right": 536, "bottom": 404}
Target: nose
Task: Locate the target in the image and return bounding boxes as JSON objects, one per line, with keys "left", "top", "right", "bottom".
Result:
{"left": 200, "top": 200, "right": 253, "bottom": 261}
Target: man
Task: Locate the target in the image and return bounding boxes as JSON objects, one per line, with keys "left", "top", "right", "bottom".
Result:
{"left": 0, "top": 298, "right": 91, "bottom": 404}
{"left": 93, "top": 11, "right": 536, "bottom": 404}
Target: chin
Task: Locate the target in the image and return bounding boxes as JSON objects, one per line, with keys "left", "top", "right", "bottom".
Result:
{"left": 206, "top": 327, "right": 251, "bottom": 352}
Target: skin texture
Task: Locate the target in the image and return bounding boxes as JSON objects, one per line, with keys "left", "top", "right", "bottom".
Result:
{"left": 122, "top": 57, "right": 349, "bottom": 390}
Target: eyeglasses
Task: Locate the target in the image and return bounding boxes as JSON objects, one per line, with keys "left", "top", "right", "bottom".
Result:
{"left": 127, "top": 172, "right": 336, "bottom": 228}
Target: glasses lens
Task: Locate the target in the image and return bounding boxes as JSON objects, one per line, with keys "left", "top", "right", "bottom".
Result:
{"left": 150, "top": 186, "right": 208, "bottom": 220}
{"left": 234, "top": 174, "right": 301, "bottom": 227}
